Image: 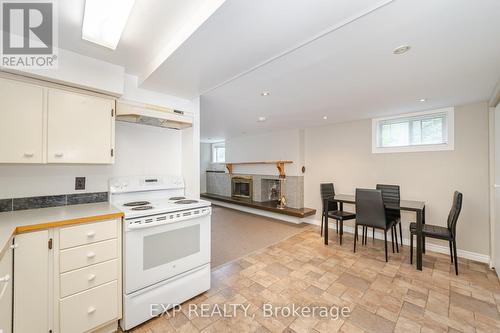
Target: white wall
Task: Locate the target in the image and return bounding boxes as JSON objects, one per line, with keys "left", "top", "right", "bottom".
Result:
{"left": 200, "top": 143, "right": 211, "bottom": 193}
{"left": 224, "top": 129, "right": 305, "bottom": 176}
{"left": 304, "top": 102, "right": 490, "bottom": 256}
{"left": 182, "top": 97, "right": 201, "bottom": 198}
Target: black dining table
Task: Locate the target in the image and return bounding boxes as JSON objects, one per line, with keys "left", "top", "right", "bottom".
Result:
{"left": 323, "top": 194, "right": 426, "bottom": 270}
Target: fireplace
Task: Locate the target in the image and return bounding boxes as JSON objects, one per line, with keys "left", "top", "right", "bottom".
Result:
{"left": 231, "top": 176, "right": 253, "bottom": 199}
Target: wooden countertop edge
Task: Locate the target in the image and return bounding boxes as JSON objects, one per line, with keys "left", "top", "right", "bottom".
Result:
{"left": 15, "top": 212, "right": 124, "bottom": 233}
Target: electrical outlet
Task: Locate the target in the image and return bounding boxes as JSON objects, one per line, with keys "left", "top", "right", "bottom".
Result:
{"left": 75, "top": 177, "right": 86, "bottom": 190}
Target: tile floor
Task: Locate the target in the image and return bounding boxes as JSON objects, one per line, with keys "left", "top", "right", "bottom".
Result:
{"left": 129, "top": 226, "right": 500, "bottom": 333}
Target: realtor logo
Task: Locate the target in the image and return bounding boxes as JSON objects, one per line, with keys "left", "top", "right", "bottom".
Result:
{"left": 1, "top": 0, "right": 58, "bottom": 68}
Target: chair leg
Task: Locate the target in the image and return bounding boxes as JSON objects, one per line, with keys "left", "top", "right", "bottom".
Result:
{"left": 364, "top": 226, "right": 368, "bottom": 245}
{"left": 391, "top": 227, "right": 395, "bottom": 253}
{"left": 372, "top": 227, "right": 375, "bottom": 241}
{"left": 384, "top": 230, "right": 388, "bottom": 262}
{"left": 361, "top": 226, "right": 365, "bottom": 245}
{"left": 394, "top": 226, "right": 399, "bottom": 253}
{"left": 320, "top": 214, "right": 324, "bottom": 236}
{"left": 422, "top": 236, "right": 426, "bottom": 254}
{"left": 452, "top": 240, "right": 458, "bottom": 275}
{"left": 336, "top": 220, "right": 339, "bottom": 234}
{"left": 353, "top": 224, "right": 358, "bottom": 253}
{"left": 410, "top": 233, "right": 413, "bottom": 264}
{"left": 399, "top": 223, "right": 403, "bottom": 247}
{"left": 339, "top": 220, "right": 343, "bottom": 245}
{"left": 449, "top": 240, "right": 454, "bottom": 263}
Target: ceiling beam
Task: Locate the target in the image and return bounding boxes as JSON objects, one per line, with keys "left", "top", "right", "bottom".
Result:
{"left": 138, "top": 0, "right": 226, "bottom": 86}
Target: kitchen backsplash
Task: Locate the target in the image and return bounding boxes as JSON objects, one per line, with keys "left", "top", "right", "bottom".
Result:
{"left": 0, "top": 192, "right": 108, "bottom": 212}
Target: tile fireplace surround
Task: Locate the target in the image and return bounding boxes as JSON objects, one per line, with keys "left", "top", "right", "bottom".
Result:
{"left": 206, "top": 172, "right": 304, "bottom": 209}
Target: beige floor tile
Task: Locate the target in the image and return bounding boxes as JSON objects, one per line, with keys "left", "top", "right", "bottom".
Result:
{"left": 129, "top": 220, "right": 500, "bottom": 333}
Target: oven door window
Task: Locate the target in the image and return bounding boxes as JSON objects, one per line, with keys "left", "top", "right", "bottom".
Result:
{"left": 143, "top": 225, "right": 200, "bottom": 270}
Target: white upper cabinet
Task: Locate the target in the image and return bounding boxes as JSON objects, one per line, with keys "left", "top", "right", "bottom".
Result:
{"left": 0, "top": 78, "right": 45, "bottom": 163}
{"left": 0, "top": 75, "right": 115, "bottom": 164}
{"left": 48, "top": 89, "right": 115, "bottom": 164}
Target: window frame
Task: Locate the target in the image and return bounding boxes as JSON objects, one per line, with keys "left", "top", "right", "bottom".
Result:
{"left": 211, "top": 142, "right": 226, "bottom": 163}
{"left": 372, "top": 107, "right": 454, "bottom": 154}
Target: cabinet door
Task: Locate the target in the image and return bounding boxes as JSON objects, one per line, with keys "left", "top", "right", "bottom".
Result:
{"left": 47, "top": 89, "right": 115, "bottom": 164}
{"left": 0, "top": 78, "right": 44, "bottom": 163}
{"left": 13, "top": 230, "right": 50, "bottom": 333}
{"left": 0, "top": 242, "right": 13, "bottom": 333}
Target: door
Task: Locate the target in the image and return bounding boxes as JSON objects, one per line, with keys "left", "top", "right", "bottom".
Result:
{"left": 124, "top": 209, "right": 211, "bottom": 294}
{"left": 0, "top": 241, "right": 13, "bottom": 333}
{"left": 47, "top": 88, "right": 115, "bottom": 164}
{"left": 495, "top": 104, "right": 500, "bottom": 277}
{"left": 0, "top": 77, "right": 44, "bottom": 163}
{"left": 13, "top": 230, "right": 50, "bottom": 333}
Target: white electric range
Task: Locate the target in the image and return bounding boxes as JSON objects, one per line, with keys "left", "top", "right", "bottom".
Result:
{"left": 109, "top": 175, "right": 211, "bottom": 330}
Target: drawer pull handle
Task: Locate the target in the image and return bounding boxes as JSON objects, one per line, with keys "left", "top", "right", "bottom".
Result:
{"left": 24, "top": 152, "right": 34, "bottom": 157}
{"left": 87, "top": 252, "right": 96, "bottom": 259}
{"left": 87, "top": 306, "right": 96, "bottom": 314}
{"left": 87, "top": 231, "right": 96, "bottom": 237}
{"left": 87, "top": 274, "right": 96, "bottom": 281}
{"left": 55, "top": 152, "right": 64, "bottom": 157}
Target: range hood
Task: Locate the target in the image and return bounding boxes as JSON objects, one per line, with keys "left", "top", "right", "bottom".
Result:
{"left": 116, "top": 100, "right": 193, "bottom": 129}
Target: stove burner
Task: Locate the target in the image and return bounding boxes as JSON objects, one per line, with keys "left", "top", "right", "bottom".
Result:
{"left": 175, "top": 200, "right": 198, "bottom": 204}
{"left": 130, "top": 205, "right": 153, "bottom": 211}
{"left": 169, "top": 196, "right": 186, "bottom": 201}
{"left": 123, "top": 201, "right": 151, "bottom": 207}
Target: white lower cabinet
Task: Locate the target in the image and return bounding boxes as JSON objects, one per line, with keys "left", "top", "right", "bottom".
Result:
{"left": 60, "top": 281, "right": 118, "bottom": 333}
{"left": 13, "top": 230, "right": 50, "bottom": 333}
{"left": 0, "top": 241, "right": 13, "bottom": 333}
{"left": 12, "top": 219, "right": 122, "bottom": 333}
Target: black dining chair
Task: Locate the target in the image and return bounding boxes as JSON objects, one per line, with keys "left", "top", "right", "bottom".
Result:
{"left": 320, "top": 183, "right": 356, "bottom": 245}
{"left": 377, "top": 184, "right": 403, "bottom": 252}
{"left": 410, "top": 191, "right": 462, "bottom": 275}
{"left": 354, "top": 188, "right": 396, "bottom": 262}
{"left": 320, "top": 183, "right": 336, "bottom": 236}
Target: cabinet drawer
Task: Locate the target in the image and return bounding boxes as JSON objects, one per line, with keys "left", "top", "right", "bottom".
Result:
{"left": 60, "top": 281, "right": 118, "bottom": 333}
{"left": 60, "top": 239, "right": 117, "bottom": 273}
{"left": 60, "top": 259, "right": 118, "bottom": 298}
{"left": 60, "top": 220, "right": 117, "bottom": 249}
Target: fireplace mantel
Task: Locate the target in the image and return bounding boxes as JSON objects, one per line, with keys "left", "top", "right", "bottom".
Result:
{"left": 225, "top": 160, "right": 293, "bottom": 177}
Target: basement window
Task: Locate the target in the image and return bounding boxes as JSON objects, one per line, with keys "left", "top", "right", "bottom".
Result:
{"left": 372, "top": 108, "right": 454, "bottom": 153}
{"left": 212, "top": 142, "right": 225, "bottom": 163}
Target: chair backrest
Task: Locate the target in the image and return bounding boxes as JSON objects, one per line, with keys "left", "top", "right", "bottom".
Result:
{"left": 355, "top": 188, "right": 387, "bottom": 229}
{"left": 376, "top": 184, "right": 400, "bottom": 207}
{"left": 447, "top": 191, "right": 463, "bottom": 236}
{"left": 320, "top": 183, "right": 338, "bottom": 211}
{"left": 376, "top": 184, "right": 401, "bottom": 220}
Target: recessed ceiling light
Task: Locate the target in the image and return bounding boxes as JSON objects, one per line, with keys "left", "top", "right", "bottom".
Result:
{"left": 419, "top": 98, "right": 427, "bottom": 102}
{"left": 257, "top": 116, "right": 267, "bottom": 122}
{"left": 393, "top": 45, "right": 411, "bottom": 55}
{"left": 261, "top": 91, "right": 270, "bottom": 96}
{"left": 82, "top": 0, "right": 136, "bottom": 50}
{"left": 323, "top": 116, "right": 328, "bottom": 120}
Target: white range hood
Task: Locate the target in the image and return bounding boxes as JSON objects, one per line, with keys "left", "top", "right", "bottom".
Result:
{"left": 116, "top": 100, "right": 193, "bottom": 129}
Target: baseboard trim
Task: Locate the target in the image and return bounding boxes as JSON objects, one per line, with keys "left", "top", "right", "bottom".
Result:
{"left": 303, "top": 218, "right": 490, "bottom": 264}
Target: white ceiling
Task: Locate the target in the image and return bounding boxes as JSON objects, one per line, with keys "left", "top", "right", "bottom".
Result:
{"left": 58, "top": 0, "right": 500, "bottom": 141}
{"left": 58, "top": 0, "right": 219, "bottom": 76}
{"left": 198, "top": 0, "right": 500, "bottom": 140}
